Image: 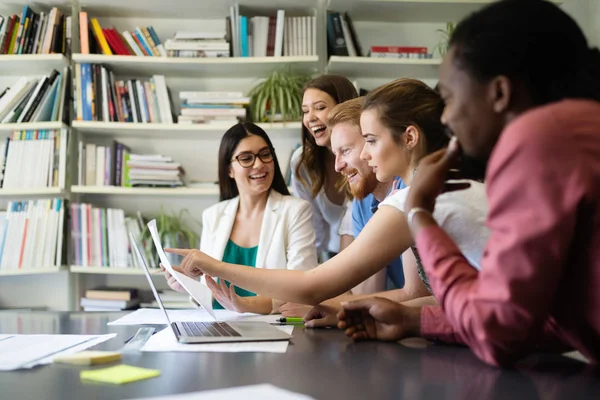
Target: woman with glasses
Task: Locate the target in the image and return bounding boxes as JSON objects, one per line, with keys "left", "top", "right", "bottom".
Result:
{"left": 163, "top": 122, "right": 318, "bottom": 314}
{"left": 164, "top": 79, "right": 488, "bottom": 321}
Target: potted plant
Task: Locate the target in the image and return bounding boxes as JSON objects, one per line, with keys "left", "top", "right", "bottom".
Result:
{"left": 140, "top": 207, "right": 200, "bottom": 267}
{"left": 248, "top": 69, "right": 310, "bottom": 123}
{"left": 434, "top": 21, "right": 456, "bottom": 58}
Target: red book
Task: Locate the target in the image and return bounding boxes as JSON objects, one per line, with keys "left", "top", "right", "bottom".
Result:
{"left": 109, "top": 29, "right": 132, "bottom": 55}
{"left": 370, "top": 46, "right": 427, "bottom": 54}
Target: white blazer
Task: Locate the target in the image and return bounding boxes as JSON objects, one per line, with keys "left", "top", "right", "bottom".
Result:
{"left": 200, "top": 190, "right": 318, "bottom": 271}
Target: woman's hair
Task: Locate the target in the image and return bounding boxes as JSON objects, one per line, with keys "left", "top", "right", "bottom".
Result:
{"left": 327, "top": 97, "right": 364, "bottom": 129}
{"left": 218, "top": 123, "right": 290, "bottom": 201}
{"left": 449, "top": 0, "right": 600, "bottom": 105}
{"left": 363, "top": 78, "right": 448, "bottom": 157}
{"left": 296, "top": 75, "right": 358, "bottom": 198}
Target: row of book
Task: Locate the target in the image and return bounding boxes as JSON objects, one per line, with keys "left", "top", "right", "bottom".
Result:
{"left": 70, "top": 204, "right": 155, "bottom": 269}
{"left": 0, "top": 199, "right": 65, "bottom": 271}
{"left": 78, "top": 12, "right": 166, "bottom": 57}
{"left": 77, "top": 144, "right": 184, "bottom": 188}
{"left": 74, "top": 64, "right": 174, "bottom": 123}
{"left": 230, "top": 7, "right": 317, "bottom": 57}
{"left": 0, "top": 67, "right": 70, "bottom": 124}
{"left": 0, "top": 129, "right": 67, "bottom": 189}
{"left": 179, "top": 91, "right": 248, "bottom": 125}
{"left": 0, "top": 7, "right": 71, "bottom": 55}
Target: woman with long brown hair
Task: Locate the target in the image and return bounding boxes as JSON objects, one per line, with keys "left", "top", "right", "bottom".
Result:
{"left": 291, "top": 75, "right": 359, "bottom": 259}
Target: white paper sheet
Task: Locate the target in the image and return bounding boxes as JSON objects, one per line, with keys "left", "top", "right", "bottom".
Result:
{"left": 108, "top": 308, "right": 284, "bottom": 326}
{"left": 147, "top": 219, "right": 216, "bottom": 320}
{"left": 0, "top": 333, "right": 117, "bottom": 371}
{"left": 141, "top": 325, "right": 294, "bottom": 353}
{"left": 125, "top": 384, "right": 315, "bottom": 400}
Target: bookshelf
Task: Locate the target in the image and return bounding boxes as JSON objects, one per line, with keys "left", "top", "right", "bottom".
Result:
{"left": 0, "top": 0, "right": 583, "bottom": 311}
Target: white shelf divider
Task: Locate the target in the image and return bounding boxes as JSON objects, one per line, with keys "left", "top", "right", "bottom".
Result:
{"left": 327, "top": 56, "right": 441, "bottom": 79}
{"left": 72, "top": 121, "right": 303, "bottom": 139}
{"left": 0, "top": 267, "right": 65, "bottom": 276}
{"left": 0, "top": 187, "right": 65, "bottom": 197}
{"left": 0, "top": 122, "right": 68, "bottom": 133}
{"left": 70, "top": 266, "right": 162, "bottom": 275}
{"left": 0, "top": 54, "right": 69, "bottom": 76}
{"left": 71, "top": 54, "right": 320, "bottom": 77}
{"left": 71, "top": 185, "right": 220, "bottom": 196}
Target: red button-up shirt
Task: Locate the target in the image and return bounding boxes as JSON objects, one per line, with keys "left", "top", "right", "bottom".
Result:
{"left": 417, "top": 100, "right": 600, "bottom": 366}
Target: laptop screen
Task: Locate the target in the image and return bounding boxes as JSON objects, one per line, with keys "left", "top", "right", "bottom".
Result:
{"left": 129, "top": 232, "right": 174, "bottom": 327}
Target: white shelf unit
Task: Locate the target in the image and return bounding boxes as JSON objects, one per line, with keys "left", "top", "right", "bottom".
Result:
{"left": 0, "top": 54, "right": 69, "bottom": 76}
{"left": 0, "top": 267, "right": 64, "bottom": 276}
{"left": 70, "top": 266, "right": 162, "bottom": 275}
{"left": 0, "top": 0, "right": 583, "bottom": 311}
{"left": 327, "top": 56, "right": 441, "bottom": 79}
{"left": 71, "top": 54, "right": 320, "bottom": 78}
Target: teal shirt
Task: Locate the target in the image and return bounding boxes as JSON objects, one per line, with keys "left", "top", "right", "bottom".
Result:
{"left": 213, "top": 239, "right": 258, "bottom": 309}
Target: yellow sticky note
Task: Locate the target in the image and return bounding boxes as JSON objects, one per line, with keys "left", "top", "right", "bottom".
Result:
{"left": 80, "top": 365, "right": 160, "bottom": 384}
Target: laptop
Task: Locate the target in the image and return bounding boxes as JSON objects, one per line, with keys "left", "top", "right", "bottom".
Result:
{"left": 130, "top": 232, "right": 292, "bottom": 343}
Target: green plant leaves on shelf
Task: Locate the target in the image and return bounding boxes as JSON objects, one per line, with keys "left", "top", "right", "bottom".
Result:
{"left": 249, "top": 68, "right": 310, "bottom": 123}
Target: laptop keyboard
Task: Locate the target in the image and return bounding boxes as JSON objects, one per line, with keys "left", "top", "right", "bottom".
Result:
{"left": 180, "top": 321, "right": 241, "bottom": 337}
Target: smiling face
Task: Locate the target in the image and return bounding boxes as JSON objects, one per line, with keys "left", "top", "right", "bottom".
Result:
{"left": 228, "top": 134, "right": 275, "bottom": 196}
{"left": 302, "top": 88, "right": 338, "bottom": 148}
{"left": 330, "top": 121, "right": 378, "bottom": 200}
{"left": 359, "top": 108, "right": 412, "bottom": 183}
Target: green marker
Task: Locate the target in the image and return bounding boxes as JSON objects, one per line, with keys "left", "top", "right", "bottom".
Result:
{"left": 278, "top": 317, "right": 303, "bottom": 323}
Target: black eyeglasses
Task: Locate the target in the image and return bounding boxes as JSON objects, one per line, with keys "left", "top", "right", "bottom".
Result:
{"left": 231, "top": 149, "right": 274, "bottom": 168}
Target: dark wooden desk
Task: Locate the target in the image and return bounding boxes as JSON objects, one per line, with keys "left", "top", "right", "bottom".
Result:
{"left": 0, "top": 311, "right": 598, "bottom": 400}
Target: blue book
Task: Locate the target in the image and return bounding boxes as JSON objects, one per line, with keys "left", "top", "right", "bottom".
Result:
{"left": 240, "top": 16, "right": 248, "bottom": 57}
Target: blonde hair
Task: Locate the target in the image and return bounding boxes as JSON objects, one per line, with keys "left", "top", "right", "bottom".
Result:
{"left": 327, "top": 97, "right": 364, "bottom": 129}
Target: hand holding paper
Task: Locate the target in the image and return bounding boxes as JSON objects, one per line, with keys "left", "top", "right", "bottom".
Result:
{"left": 147, "top": 219, "right": 217, "bottom": 320}
{"left": 165, "top": 247, "right": 221, "bottom": 278}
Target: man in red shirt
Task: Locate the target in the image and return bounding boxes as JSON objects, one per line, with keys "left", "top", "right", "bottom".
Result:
{"left": 338, "top": 0, "right": 600, "bottom": 367}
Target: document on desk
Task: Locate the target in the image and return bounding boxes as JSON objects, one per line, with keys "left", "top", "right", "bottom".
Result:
{"left": 147, "top": 219, "right": 216, "bottom": 320}
{"left": 108, "top": 308, "right": 282, "bottom": 326}
{"left": 0, "top": 333, "right": 117, "bottom": 371}
{"left": 125, "top": 384, "right": 314, "bottom": 400}
{"left": 141, "top": 325, "right": 294, "bottom": 353}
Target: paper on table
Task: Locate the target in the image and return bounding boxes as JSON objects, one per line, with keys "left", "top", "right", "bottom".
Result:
{"left": 0, "top": 333, "right": 117, "bottom": 371}
{"left": 147, "top": 219, "right": 216, "bottom": 320}
{"left": 141, "top": 325, "right": 294, "bottom": 353}
{"left": 125, "top": 384, "right": 314, "bottom": 400}
{"left": 108, "top": 308, "right": 283, "bottom": 326}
